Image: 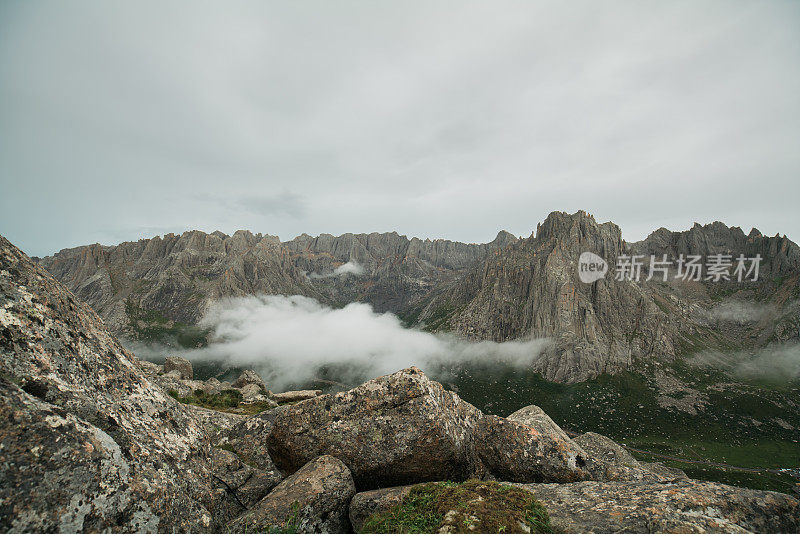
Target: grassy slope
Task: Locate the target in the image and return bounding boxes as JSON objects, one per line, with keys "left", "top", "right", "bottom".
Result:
{"left": 434, "top": 361, "right": 799, "bottom": 493}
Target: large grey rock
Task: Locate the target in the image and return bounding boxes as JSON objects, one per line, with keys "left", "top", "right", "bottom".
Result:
{"left": 217, "top": 408, "right": 286, "bottom": 472}
{"left": 232, "top": 369, "right": 265, "bottom": 390}
{"left": 164, "top": 355, "right": 193, "bottom": 379}
{"left": 520, "top": 479, "right": 800, "bottom": 533}
{"left": 0, "top": 235, "right": 215, "bottom": 532}
{"left": 266, "top": 367, "right": 595, "bottom": 490}
{"left": 271, "top": 389, "right": 322, "bottom": 403}
{"left": 475, "top": 414, "right": 593, "bottom": 483}
{"left": 266, "top": 367, "right": 483, "bottom": 490}
{"left": 507, "top": 404, "right": 571, "bottom": 442}
{"left": 349, "top": 480, "right": 800, "bottom": 534}
{"left": 229, "top": 455, "right": 355, "bottom": 534}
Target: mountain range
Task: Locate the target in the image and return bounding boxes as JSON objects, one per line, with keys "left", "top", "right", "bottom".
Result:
{"left": 36, "top": 211, "right": 800, "bottom": 384}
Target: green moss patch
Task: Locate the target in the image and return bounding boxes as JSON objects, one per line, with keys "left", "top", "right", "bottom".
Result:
{"left": 360, "top": 480, "right": 556, "bottom": 534}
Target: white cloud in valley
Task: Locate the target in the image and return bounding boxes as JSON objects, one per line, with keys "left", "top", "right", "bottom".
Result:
{"left": 169, "top": 294, "right": 550, "bottom": 389}
{"left": 307, "top": 261, "right": 366, "bottom": 279}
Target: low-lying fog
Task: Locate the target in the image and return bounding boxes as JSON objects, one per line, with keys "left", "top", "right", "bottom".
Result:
{"left": 129, "top": 295, "right": 551, "bottom": 389}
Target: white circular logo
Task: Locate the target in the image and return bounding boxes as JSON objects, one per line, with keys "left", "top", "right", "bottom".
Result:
{"left": 578, "top": 252, "right": 608, "bottom": 283}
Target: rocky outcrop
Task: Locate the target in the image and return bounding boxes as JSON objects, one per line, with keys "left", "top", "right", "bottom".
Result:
{"left": 229, "top": 455, "right": 355, "bottom": 534}
{"left": 216, "top": 408, "right": 286, "bottom": 472}
{"left": 209, "top": 448, "right": 282, "bottom": 522}
{"left": 507, "top": 404, "right": 572, "bottom": 442}
{"left": 475, "top": 415, "right": 593, "bottom": 483}
{"left": 350, "top": 479, "right": 799, "bottom": 533}
{"left": 264, "top": 367, "right": 601, "bottom": 490}
{"left": 521, "top": 479, "right": 799, "bottom": 533}
{"left": 266, "top": 367, "right": 484, "bottom": 489}
{"left": 0, "top": 235, "right": 216, "bottom": 531}
{"left": 164, "top": 355, "right": 193, "bottom": 379}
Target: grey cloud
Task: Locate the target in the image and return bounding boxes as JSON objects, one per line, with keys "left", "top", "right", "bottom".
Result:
{"left": 1, "top": 1, "right": 798, "bottom": 256}
{"left": 688, "top": 342, "right": 800, "bottom": 382}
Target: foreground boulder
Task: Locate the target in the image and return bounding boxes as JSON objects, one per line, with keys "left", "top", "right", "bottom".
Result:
{"left": 522, "top": 479, "right": 800, "bottom": 533}
{"left": 267, "top": 367, "right": 483, "bottom": 489}
{"left": 272, "top": 389, "right": 322, "bottom": 403}
{"left": 217, "top": 408, "right": 286, "bottom": 472}
{"left": 350, "top": 479, "right": 800, "bottom": 533}
{"left": 229, "top": 455, "right": 355, "bottom": 533}
{"left": 0, "top": 235, "right": 215, "bottom": 531}
{"left": 475, "top": 414, "right": 593, "bottom": 482}
{"left": 266, "top": 367, "right": 596, "bottom": 490}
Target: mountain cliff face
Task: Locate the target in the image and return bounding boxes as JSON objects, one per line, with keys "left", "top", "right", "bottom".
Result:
{"left": 39, "top": 230, "right": 517, "bottom": 342}
{"left": 412, "top": 211, "right": 800, "bottom": 382}
{"left": 413, "top": 212, "right": 680, "bottom": 382}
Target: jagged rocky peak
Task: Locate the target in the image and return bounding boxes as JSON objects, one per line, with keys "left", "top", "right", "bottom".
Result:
{"left": 490, "top": 229, "right": 518, "bottom": 247}
{"left": 631, "top": 220, "right": 800, "bottom": 276}
{"left": 535, "top": 210, "right": 624, "bottom": 257}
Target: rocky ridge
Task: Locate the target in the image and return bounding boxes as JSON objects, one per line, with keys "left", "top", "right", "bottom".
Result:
{"left": 412, "top": 211, "right": 800, "bottom": 382}
{"left": 38, "top": 229, "right": 517, "bottom": 339}
{"left": 38, "top": 211, "right": 800, "bottom": 385}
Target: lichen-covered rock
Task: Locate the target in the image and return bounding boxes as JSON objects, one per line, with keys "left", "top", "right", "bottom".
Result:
{"left": 507, "top": 404, "right": 572, "bottom": 442}
{"left": 271, "top": 389, "right": 322, "bottom": 403}
{"left": 239, "top": 382, "right": 264, "bottom": 400}
{"left": 475, "top": 415, "right": 593, "bottom": 483}
{"left": 0, "top": 235, "right": 216, "bottom": 531}
{"left": 203, "top": 376, "right": 222, "bottom": 393}
{"left": 572, "top": 431, "right": 688, "bottom": 482}
{"left": 520, "top": 479, "right": 800, "bottom": 533}
{"left": 266, "top": 367, "right": 482, "bottom": 489}
{"left": 351, "top": 480, "right": 800, "bottom": 534}
{"left": 164, "top": 355, "right": 193, "bottom": 379}
{"left": 185, "top": 404, "right": 247, "bottom": 438}
{"left": 217, "top": 408, "right": 287, "bottom": 472}
{"left": 232, "top": 369, "right": 265, "bottom": 390}
{"left": 209, "top": 448, "right": 282, "bottom": 522}
{"left": 229, "top": 455, "right": 355, "bottom": 534}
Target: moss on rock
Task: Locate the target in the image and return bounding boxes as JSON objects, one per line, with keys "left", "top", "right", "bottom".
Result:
{"left": 360, "top": 480, "right": 556, "bottom": 534}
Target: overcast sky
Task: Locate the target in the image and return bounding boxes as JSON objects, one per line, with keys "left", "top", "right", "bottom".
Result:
{"left": 1, "top": 1, "right": 798, "bottom": 257}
